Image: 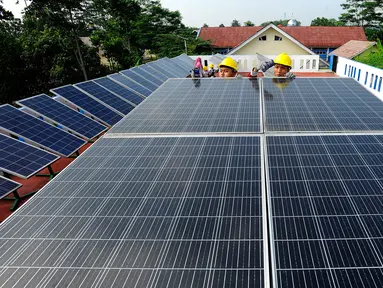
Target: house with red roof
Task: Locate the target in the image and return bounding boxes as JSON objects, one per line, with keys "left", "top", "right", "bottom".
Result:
{"left": 198, "top": 24, "right": 367, "bottom": 62}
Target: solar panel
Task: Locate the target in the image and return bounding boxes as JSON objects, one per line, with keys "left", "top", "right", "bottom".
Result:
{"left": 267, "top": 134, "right": 383, "bottom": 288}
{"left": 51, "top": 85, "right": 123, "bottom": 127}
{"left": 74, "top": 81, "right": 135, "bottom": 115}
{"left": 108, "top": 73, "right": 152, "bottom": 97}
{"left": 175, "top": 54, "right": 194, "bottom": 67}
{"left": 170, "top": 56, "right": 191, "bottom": 71}
{"left": 109, "top": 78, "right": 261, "bottom": 134}
{"left": 144, "top": 65, "right": 170, "bottom": 82}
{"left": 130, "top": 66, "right": 165, "bottom": 86}
{"left": 264, "top": 78, "right": 383, "bottom": 132}
{"left": 0, "top": 105, "right": 86, "bottom": 157}
{"left": 0, "top": 136, "right": 264, "bottom": 288}
{"left": 0, "top": 176, "right": 21, "bottom": 199}
{"left": 147, "top": 61, "right": 174, "bottom": 78}
{"left": 162, "top": 58, "right": 189, "bottom": 76}
{"left": 17, "top": 94, "right": 107, "bottom": 141}
{"left": 120, "top": 69, "right": 159, "bottom": 91}
{"left": 158, "top": 58, "right": 186, "bottom": 78}
{"left": 93, "top": 77, "right": 145, "bottom": 105}
{"left": 0, "top": 133, "right": 59, "bottom": 178}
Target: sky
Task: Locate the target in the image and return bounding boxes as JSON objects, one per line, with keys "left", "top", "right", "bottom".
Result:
{"left": 5, "top": 0, "right": 346, "bottom": 27}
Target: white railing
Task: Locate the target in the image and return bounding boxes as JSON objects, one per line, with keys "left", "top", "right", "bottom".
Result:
{"left": 190, "top": 55, "right": 320, "bottom": 72}
{"left": 335, "top": 56, "right": 383, "bottom": 99}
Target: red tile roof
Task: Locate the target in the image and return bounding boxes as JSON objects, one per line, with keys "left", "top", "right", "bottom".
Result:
{"left": 329, "top": 40, "right": 376, "bottom": 59}
{"left": 199, "top": 26, "right": 367, "bottom": 49}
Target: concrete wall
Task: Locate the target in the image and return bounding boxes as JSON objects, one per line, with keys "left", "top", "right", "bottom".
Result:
{"left": 336, "top": 56, "right": 383, "bottom": 100}
{"left": 231, "top": 28, "right": 311, "bottom": 56}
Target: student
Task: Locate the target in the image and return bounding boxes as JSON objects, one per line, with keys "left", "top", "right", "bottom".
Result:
{"left": 208, "top": 64, "right": 216, "bottom": 77}
{"left": 256, "top": 53, "right": 296, "bottom": 78}
{"left": 218, "top": 57, "right": 239, "bottom": 78}
{"left": 191, "top": 57, "right": 203, "bottom": 78}
{"left": 202, "top": 66, "right": 208, "bottom": 77}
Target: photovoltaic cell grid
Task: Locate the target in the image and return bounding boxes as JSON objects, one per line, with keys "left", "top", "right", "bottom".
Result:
{"left": 109, "top": 78, "right": 261, "bottom": 134}
{"left": 108, "top": 73, "right": 152, "bottom": 97}
{"left": 0, "top": 176, "right": 21, "bottom": 199}
{"left": 93, "top": 77, "right": 144, "bottom": 105}
{"left": 264, "top": 78, "right": 383, "bottom": 132}
{"left": 170, "top": 56, "right": 192, "bottom": 71}
{"left": 51, "top": 85, "right": 123, "bottom": 127}
{"left": 120, "top": 69, "right": 159, "bottom": 91}
{"left": 267, "top": 134, "right": 383, "bottom": 288}
{"left": 0, "top": 105, "right": 86, "bottom": 157}
{"left": 161, "top": 58, "right": 189, "bottom": 77}
{"left": 175, "top": 54, "right": 194, "bottom": 67}
{"left": 0, "top": 133, "right": 59, "bottom": 179}
{"left": 74, "top": 81, "right": 135, "bottom": 115}
{"left": 0, "top": 136, "right": 264, "bottom": 288}
{"left": 147, "top": 61, "right": 174, "bottom": 78}
{"left": 144, "top": 65, "right": 170, "bottom": 82}
{"left": 17, "top": 94, "right": 107, "bottom": 140}
{"left": 130, "top": 66, "right": 165, "bottom": 86}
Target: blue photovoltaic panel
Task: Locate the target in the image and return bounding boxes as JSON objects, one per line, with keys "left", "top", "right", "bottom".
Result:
{"left": 162, "top": 58, "right": 189, "bottom": 76}
{"left": 0, "top": 133, "right": 59, "bottom": 178}
{"left": 51, "top": 85, "right": 123, "bottom": 126}
{"left": 17, "top": 94, "right": 107, "bottom": 140}
{"left": 109, "top": 78, "right": 261, "bottom": 134}
{"left": 108, "top": 73, "right": 152, "bottom": 97}
{"left": 144, "top": 65, "right": 170, "bottom": 82}
{"left": 157, "top": 58, "right": 186, "bottom": 78}
{"left": 130, "top": 66, "right": 164, "bottom": 86}
{"left": 264, "top": 78, "right": 383, "bottom": 132}
{"left": 120, "top": 69, "right": 159, "bottom": 91}
{"left": 93, "top": 77, "right": 145, "bottom": 105}
{"left": 170, "top": 56, "right": 191, "bottom": 72}
{"left": 74, "top": 81, "right": 135, "bottom": 115}
{"left": 0, "top": 176, "right": 21, "bottom": 199}
{"left": 176, "top": 54, "right": 194, "bottom": 67}
{"left": 267, "top": 134, "right": 383, "bottom": 288}
{"left": 0, "top": 105, "right": 86, "bottom": 157}
{"left": 147, "top": 61, "right": 174, "bottom": 78}
{"left": 0, "top": 136, "right": 264, "bottom": 288}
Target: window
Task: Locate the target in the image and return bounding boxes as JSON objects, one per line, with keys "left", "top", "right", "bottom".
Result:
{"left": 259, "top": 35, "right": 267, "bottom": 41}
{"left": 274, "top": 35, "right": 282, "bottom": 41}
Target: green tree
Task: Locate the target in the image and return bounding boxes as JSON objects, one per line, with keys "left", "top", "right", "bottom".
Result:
{"left": 311, "top": 17, "right": 344, "bottom": 26}
{"left": 203, "top": 23, "right": 209, "bottom": 27}
{"left": 260, "top": 19, "right": 301, "bottom": 26}
{"left": 219, "top": 23, "right": 225, "bottom": 27}
{"left": 244, "top": 20, "right": 255, "bottom": 27}
{"left": 340, "top": 0, "right": 383, "bottom": 27}
{"left": 231, "top": 19, "right": 241, "bottom": 27}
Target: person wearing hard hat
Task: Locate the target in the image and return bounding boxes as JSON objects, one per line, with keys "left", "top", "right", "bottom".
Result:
{"left": 218, "top": 57, "right": 240, "bottom": 78}
{"left": 208, "top": 63, "right": 216, "bottom": 77}
{"left": 202, "top": 65, "right": 208, "bottom": 77}
{"left": 256, "top": 53, "right": 296, "bottom": 78}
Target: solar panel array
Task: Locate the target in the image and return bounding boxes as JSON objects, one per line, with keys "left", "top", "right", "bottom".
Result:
{"left": 0, "top": 133, "right": 59, "bottom": 178}
{"left": 51, "top": 85, "right": 123, "bottom": 126}
{"left": 120, "top": 69, "right": 159, "bottom": 91}
{"left": 74, "top": 81, "right": 135, "bottom": 115}
{"left": 93, "top": 77, "right": 145, "bottom": 105}
{"left": 110, "top": 78, "right": 261, "bottom": 134}
{"left": 17, "top": 94, "right": 107, "bottom": 140}
{"left": 0, "top": 104, "right": 86, "bottom": 157}
{"left": 264, "top": 78, "right": 383, "bottom": 132}
{"left": 108, "top": 73, "right": 153, "bottom": 97}
{"left": 4, "top": 69, "right": 383, "bottom": 288}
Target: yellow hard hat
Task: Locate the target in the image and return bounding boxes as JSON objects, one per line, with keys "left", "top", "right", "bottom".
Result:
{"left": 218, "top": 57, "right": 238, "bottom": 71}
{"left": 209, "top": 63, "right": 214, "bottom": 68}
{"left": 274, "top": 53, "right": 292, "bottom": 68}
{"left": 203, "top": 66, "right": 208, "bottom": 71}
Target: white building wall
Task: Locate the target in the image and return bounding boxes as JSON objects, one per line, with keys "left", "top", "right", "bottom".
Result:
{"left": 335, "top": 56, "right": 383, "bottom": 100}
